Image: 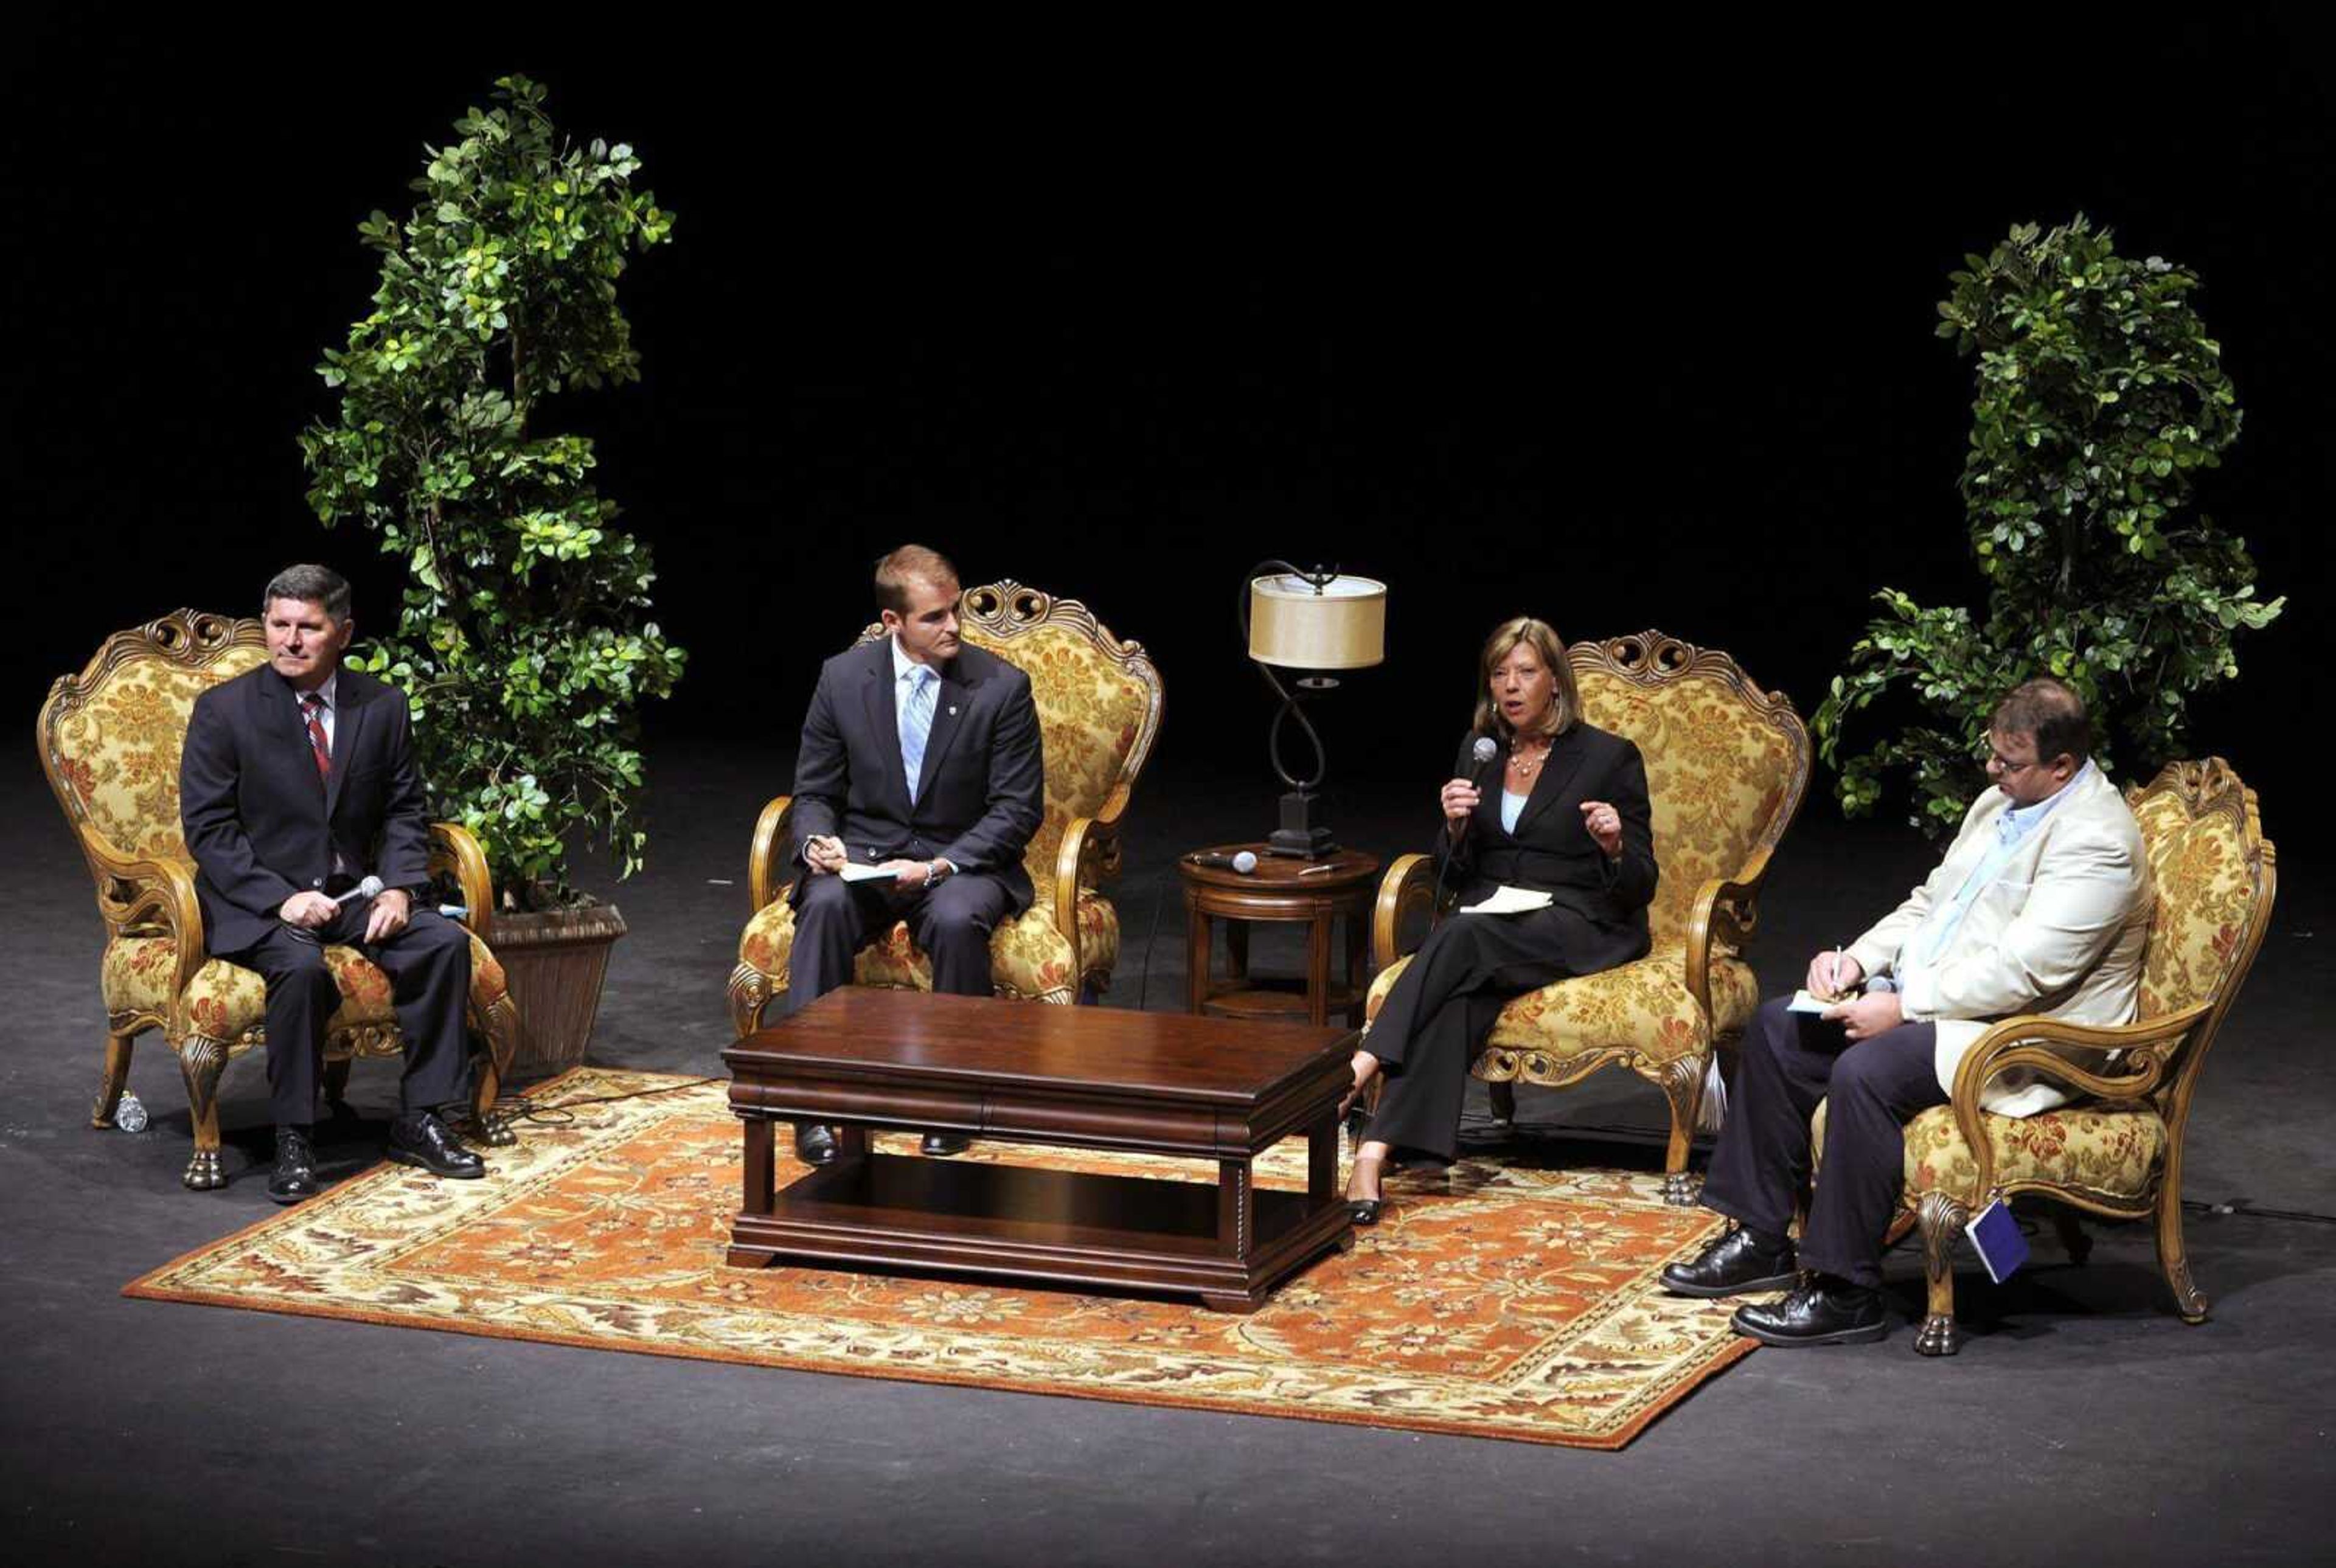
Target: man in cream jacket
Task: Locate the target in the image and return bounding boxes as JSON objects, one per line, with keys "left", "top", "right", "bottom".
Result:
{"left": 1661, "top": 678, "right": 2150, "bottom": 1345}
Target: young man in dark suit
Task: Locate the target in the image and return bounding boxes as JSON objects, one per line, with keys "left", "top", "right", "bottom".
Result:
{"left": 785, "top": 545, "right": 1046, "bottom": 1163}
{"left": 179, "top": 564, "right": 485, "bottom": 1203}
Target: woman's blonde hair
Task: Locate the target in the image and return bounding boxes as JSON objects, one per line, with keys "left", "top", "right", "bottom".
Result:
{"left": 1471, "top": 617, "right": 1580, "bottom": 741}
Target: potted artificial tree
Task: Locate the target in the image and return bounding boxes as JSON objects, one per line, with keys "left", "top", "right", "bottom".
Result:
{"left": 299, "top": 75, "right": 684, "bottom": 1073}
{"left": 1815, "top": 215, "right": 2282, "bottom": 833}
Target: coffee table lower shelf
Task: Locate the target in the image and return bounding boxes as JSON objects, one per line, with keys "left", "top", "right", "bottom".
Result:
{"left": 729, "top": 1151, "right": 1354, "bottom": 1313}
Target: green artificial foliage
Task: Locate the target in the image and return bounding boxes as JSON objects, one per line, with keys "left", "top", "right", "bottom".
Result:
{"left": 1813, "top": 216, "right": 2282, "bottom": 838}
{"left": 299, "top": 76, "right": 683, "bottom": 907}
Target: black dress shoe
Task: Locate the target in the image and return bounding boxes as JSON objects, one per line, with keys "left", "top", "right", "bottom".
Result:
{"left": 794, "top": 1124, "right": 838, "bottom": 1165}
{"left": 1661, "top": 1224, "right": 1798, "bottom": 1298}
{"left": 920, "top": 1132, "right": 970, "bottom": 1157}
{"left": 1345, "top": 1155, "right": 1387, "bottom": 1226}
{"left": 386, "top": 1111, "right": 487, "bottom": 1180}
{"left": 268, "top": 1126, "right": 322, "bottom": 1205}
{"left": 1731, "top": 1276, "right": 1887, "bottom": 1347}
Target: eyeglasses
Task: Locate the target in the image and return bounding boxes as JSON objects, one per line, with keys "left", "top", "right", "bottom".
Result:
{"left": 1981, "top": 748, "right": 2042, "bottom": 775}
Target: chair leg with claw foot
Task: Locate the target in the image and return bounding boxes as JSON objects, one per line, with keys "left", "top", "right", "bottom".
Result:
{"left": 92, "top": 1029, "right": 137, "bottom": 1128}
{"left": 176, "top": 1034, "right": 231, "bottom": 1191}
{"left": 1915, "top": 1195, "right": 1965, "bottom": 1356}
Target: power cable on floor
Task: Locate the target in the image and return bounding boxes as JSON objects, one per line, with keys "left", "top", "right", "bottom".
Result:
{"left": 484, "top": 1075, "right": 726, "bottom": 1129}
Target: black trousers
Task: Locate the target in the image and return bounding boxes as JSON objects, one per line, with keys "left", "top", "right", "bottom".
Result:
{"left": 222, "top": 904, "right": 473, "bottom": 1128}
{"left": 1360, "top": 911, "right": 1599, "bottom": 1162}
{"left": 1698, "top": 995, "right": 1947, "bottom": 1288}
{"left": 787, "top": 871, "right": 1017, "bottom": 1011}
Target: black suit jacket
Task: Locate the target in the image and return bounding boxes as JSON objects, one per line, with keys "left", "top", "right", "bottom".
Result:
{"left": 179, "top": 664, "right": 434, "bottom": 956}
{"left": 788, "top": 638, "right": 1046, "bottom": 914}
{"left": 1436, "top": 721, "right": 1658, "bottom": 974}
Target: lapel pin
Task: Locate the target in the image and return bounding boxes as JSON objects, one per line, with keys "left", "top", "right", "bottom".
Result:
{"left": 948, "top": 705, "right": 957, "bottom": 716}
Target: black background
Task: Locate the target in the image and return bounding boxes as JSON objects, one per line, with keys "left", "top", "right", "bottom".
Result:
{"left": 7, "top": 13, "right": 2328, "bottom": 862}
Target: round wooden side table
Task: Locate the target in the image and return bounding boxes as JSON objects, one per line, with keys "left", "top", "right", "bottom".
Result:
{"left": 1179, "top": 844, "right": 1381, "bottom": 1027}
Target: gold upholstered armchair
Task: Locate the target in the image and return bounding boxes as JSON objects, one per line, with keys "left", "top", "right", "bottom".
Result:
{"left": 729, "top": 581, "right": 1163, "bottom": 1030}
{"left": 38, "top": 611, "right": 521, "bottom": 1190}
{"left": 1367, "top": 630, "right": 1810, "bottom": 1204}
{"left": 1816, "top": 758, "right": 2276, "bottom": 1356}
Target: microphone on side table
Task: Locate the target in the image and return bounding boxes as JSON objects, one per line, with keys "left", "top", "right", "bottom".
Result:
{"left": 1187, "top": 850, "right": 1259, "bottom": 874}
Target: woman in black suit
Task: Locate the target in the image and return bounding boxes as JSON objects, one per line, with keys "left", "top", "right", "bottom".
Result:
{"left": 1344, "top": 617, "right": 1658, "bottom": 1221}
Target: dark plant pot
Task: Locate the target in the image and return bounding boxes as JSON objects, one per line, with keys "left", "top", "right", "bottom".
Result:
{"left": 491, "top": 903, "right": 628, "bottom": 1077}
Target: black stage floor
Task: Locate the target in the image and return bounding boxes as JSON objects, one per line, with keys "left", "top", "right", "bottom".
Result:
{"left": 5, "top": 740, "right": 2330, "bottom": 1567}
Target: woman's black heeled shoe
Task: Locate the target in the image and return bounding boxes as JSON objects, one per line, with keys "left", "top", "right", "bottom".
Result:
{"left": 1346, "top": 1155, "right": 1386, "bottom": 1226}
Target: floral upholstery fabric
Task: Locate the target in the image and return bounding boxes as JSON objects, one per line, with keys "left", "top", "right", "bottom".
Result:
{"left": 1815, "top": 1098, "right": 2166, "bottom": 1211}
{"left": 1575, "top": 668, "right": 1799, "bottom": 949}
{"left": 103, "top": 929, "right": 510, "bottom": 1044}
{"left": 2130, "top": 782, "right": 2258, "bottom": 1022}
{"left": 49, "top": 644, "right": 268, "bottom": 866}
{"left": 737, "top": 892, "right": 1110, "bottom": 1007}
{"left": 1072, "top": 888, "right": 1121, "bottom": 983}
{"left": 959, "top": 621, "right": 1152, "bottom": 909}
{"left": 1367, "top": 943, "right": 1762, "bottom": 1077}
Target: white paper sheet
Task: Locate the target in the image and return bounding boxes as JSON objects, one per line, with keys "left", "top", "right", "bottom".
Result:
{"left": 1457, "top": 885, "right": 1554, "bottom": 916}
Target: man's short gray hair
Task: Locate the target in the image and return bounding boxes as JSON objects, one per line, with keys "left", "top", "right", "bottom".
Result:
{"left": 262, "top": 564, "right": 352, "bottom": 623}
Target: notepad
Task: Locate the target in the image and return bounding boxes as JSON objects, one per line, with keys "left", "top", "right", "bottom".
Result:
{"left": 1458, "top": 886, "right": 1554, "bottom": 916}
{"left": 1964, "top": 1196, "right": 2030, "bottom": 1283}
{"left": 1787, "top": 989, "right": 1848, "bottom": 1014}
{"left": 838, "top": 862, "right": 899, "bottom": 883}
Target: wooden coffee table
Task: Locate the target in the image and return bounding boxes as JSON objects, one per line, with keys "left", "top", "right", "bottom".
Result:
{"left": 722, "top": 990, "right": 1357, "bottom": 1312}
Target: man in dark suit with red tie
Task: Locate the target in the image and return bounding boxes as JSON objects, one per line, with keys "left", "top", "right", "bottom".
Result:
{"left": 785, "top": 545, "right": 1046, "bottom": 1164}
{"left": 179, "top": 564, "right": 485, "bottom": 1203}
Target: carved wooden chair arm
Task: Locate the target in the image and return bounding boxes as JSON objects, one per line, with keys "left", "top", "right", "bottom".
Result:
{"left": 1682, "top": 843, "right": 1776, "bottom": 1029}
{"left": 88, "top": 847, "right": 207, "bottom": 1008}
{"left": 426, "top": 821, "right": 496, "bottom": 943}
{"left": 1372, "top": 853, "right": 1438, "bottom": 971}
{"left": 747, "top": 794, "right": 798, "bottom": 914}
{"left": 1945, "top": 1004, "right": 2212, "bottom": 1202}
{"left": 1052, "top": 811, "right": 1122, "bottom": 946}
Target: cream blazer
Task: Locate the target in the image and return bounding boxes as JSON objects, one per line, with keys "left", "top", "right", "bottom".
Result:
{"left": 1845, "top": 766, "right": 2152, "bottom": 1116}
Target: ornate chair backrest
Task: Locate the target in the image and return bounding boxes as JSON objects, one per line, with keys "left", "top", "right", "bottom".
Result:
{"left": 1567, "top": 631, "right": 1810, "bottom": 949}
{"left": 38, "top": 611, "right": 269, "bottom": 885}
{"left": 2126, "top": 758, "right": 2276, "bottom": 1122}
{"left": 857, "top": 581, "right": 1163, "bottom": 901}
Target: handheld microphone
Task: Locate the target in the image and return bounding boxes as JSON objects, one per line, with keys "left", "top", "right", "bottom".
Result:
{"left": 332, "top": 874, "right": 386, "bottom": 906}
{"left": 1453, "top": 735, "right": 1500, "bottom": 842}
{"left": 1434, "top": 735, "right": 1503, "bottom": 914}
{"left": 1187, "top": 850, "right": 1259, "bottom": 874}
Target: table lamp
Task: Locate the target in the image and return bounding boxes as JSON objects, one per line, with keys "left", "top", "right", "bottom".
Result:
{"left": 1241, "top": 561, "right": 1388, "bottom": 857}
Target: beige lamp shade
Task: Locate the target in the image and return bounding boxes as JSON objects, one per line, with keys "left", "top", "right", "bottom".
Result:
{"left": 1246, "top": 573, "right": 1388, "bottom": 670}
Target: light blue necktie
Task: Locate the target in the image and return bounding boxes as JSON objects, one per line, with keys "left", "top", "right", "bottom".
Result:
{"left": 899, "top": 665, "right": 936, "bottom": 805}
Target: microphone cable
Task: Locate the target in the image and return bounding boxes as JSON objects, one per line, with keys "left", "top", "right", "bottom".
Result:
{"left": 1130, "top": 870, "right": 1173, "bottom": 1013}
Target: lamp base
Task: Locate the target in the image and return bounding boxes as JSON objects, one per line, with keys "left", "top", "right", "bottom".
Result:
{"left": 1266, "top": 791, "right": 1338, "bottom": 859}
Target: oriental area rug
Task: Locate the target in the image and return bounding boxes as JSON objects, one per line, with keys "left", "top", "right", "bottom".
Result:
{"left": 126, "top": 1069, "right": 1755, "bottom": 1448}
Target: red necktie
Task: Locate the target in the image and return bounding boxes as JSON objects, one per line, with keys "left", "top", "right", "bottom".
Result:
{"left": 299, "top": 692, "right": 331, "bottom": 782}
